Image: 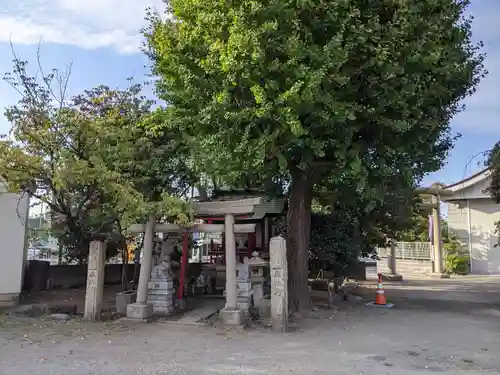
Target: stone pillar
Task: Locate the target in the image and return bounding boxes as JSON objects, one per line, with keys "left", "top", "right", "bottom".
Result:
{"left": 270, "top": 235, "right": 288, "bottom": 333}
{"left": 224, "top": 214, "right": 237, "bottom": 309}
{"left": 84, "top": 241, "right": 106, "bottom": 321}
{"left": 219, "top": 213, "right": 244, "bottom": 326}
{"left": 126, "top": 215, "right": 155, "bottom": 320}
{"left": 381, "top": 242, "right": 403, "bottom": 281}
{"left": 431, "top": 196, "right": 449, "bottom": 278}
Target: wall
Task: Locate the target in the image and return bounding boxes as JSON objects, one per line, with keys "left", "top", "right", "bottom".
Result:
{"left": 0, "top": 193, "right": 29, "bottom": 306}
{"left": 446, "top": 200, "right": 472, "bottom": 271}
{"left": 469, "top": 199, "right": 500, "bottom": 274}
{"left": 377, "top": 258, "right": 433, "bottom": 277}
{"left": 448, "top": 173, "right": 492, "bottom": 200}
{"left": 446, "top": 200, "right": 470, "bottom": 248}
{"left": 47, "top": 264, "right": 137, "bottom": 289}
{"left": 447, "top": 199, "right": 500, "bottom": 274}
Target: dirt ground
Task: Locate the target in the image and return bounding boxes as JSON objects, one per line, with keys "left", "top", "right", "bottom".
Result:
{"left": 2, "top": 276, "right": 500, "bottom": 374}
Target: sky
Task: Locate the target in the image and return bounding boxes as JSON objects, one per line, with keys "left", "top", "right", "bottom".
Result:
{"left": 0, "top": 0, "right": 499, "bottom": 188}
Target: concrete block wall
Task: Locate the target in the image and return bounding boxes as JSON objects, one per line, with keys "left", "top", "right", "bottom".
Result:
{"left": 24, "top": 263, "right": 138, "bottom": 291}
{"left": 446, "top": 201, "right": 470, "bottom": 253}
{"left": 377, "top": 258, "right": 433, "bottom": 277}
{"left": 49, "top": 264, "right": 137, "bottom": 288}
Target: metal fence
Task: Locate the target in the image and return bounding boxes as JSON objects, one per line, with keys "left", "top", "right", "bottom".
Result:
{"left": 27, "top": 249, "right": 125, "bottom": 265}
{"left": 377, "top": 242, "right": 432, "bottom": 260}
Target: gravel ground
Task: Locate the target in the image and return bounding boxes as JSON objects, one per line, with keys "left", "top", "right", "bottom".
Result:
{"left": 2, "top": 278, "right": 500, "bottom": 374}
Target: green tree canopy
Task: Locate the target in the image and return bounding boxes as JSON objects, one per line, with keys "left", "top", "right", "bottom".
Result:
{"left": 487, "top": 142, "right": 500, "bottom": 202}
{"left": 145, "top": 0, "right": 484, "bottom": 312}
{"left": 486, "top": 141, "right": 500, "bottom": 245}
{"left": 0, "top": 56, "right": 194, "bottom": 263}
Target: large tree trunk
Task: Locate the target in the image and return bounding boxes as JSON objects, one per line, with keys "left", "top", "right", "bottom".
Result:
{"left": 286, "top": 166, "right": 313, "bottom": 314}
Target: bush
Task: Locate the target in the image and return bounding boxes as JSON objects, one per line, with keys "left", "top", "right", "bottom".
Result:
{"left": 444, "top": 238, "right": 469, "bottom": 275}
{"left": 445, "top": 253, "right": 469, "bottom": 275}
{"left": 309, "top": 212, "right": 375, "bottom": 278}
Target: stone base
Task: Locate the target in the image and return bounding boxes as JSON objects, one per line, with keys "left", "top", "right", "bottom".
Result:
{"left": 116, "top": 291, "right": 137, "bottom": 315}
{"left": 176, "top": 297, "right": 187, "bottom": 310}
{"left": 126, "top": 303, "right": 153, "bottom": 321}
{"left": 0, "top": 293, "right": 19, "bottom": 307}
{"left": 258, "top": 298, "right": 271, "bottom": 318}
{"left": 380, "top": 273, "right": 403, "bottom": 282}
{"left": 150, "top": 300, "right": 174, "bottom": 316}
{"left": 219, "top": 308, "right": 244, "bottom": 326}
{"left": 429, "top": 273, "right": 450, "bottom": 279}
{"left": 237, "top": 294, "right": 253, "bottom": 311}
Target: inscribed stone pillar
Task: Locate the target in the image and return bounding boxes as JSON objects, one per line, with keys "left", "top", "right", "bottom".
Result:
{"left": 126, "top": 215, "right": 155, "bottom": 320}
{"left": 387, "top": 242, "right": 397, "bottom": 274}
{"left": 84, "top": 241, "right": 106, "bottom": 321}
{"left": 381, "top": 241, "right": 403, "bottom": 281}
{"left": 270, "top": 235, "right": 288, "bottom": 333}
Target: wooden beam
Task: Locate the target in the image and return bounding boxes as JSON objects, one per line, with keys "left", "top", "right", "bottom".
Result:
{"left": 127, "top": 223, "right": 256, "bottom": 234}
{"left": 416, "top": 202, "right": 439, "bottom": 210}
{"left": 415, "top": 187, "right": 454, "bottom": 197}
{"left": 194, "top": 198, "right": 263, "bottom": 215}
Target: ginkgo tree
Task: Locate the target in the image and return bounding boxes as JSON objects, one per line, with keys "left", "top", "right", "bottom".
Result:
{"left": 486, "top": 141, "right": 500, "bottom": 245}
{"left": 0, "top": 56, "right": 195, "bottom": 263}
{"left": 145, "top": 0, "right": 484, "bottom": 312}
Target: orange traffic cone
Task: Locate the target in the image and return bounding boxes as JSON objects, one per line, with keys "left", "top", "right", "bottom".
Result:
{"left": 366, "top": 274, "right": 394, "bottom": 308}
{"left": 375, "top": 273, "right": 387, "bottom": 305}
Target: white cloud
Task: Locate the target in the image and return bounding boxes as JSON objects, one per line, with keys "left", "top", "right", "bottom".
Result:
{"left": 0, "top": 0, "right": 167, "bottom": 53}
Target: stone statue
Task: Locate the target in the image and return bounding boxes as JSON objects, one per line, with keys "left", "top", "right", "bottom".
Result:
{"left": 150, "top": 255, "right": 173, "bottom": 281}
{"left": 236, "top": 261, "right": 250, "bottom": 281}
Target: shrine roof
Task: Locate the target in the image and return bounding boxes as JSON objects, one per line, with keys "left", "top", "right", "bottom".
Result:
{"left": 194, "top": 196, "right": 285, "bottom": 217}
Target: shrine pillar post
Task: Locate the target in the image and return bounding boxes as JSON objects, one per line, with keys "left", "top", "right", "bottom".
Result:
{"left": 126, "top": 215, "right": 155, "bottom": 320}
{"left": 263, "top": 217, "right": 270, "bottom": 250}
{"left": 220, "top": 213, "right": 243, "bottom": 326}
{"left": 431, "top": 195, "right": 449, "bottom": 279}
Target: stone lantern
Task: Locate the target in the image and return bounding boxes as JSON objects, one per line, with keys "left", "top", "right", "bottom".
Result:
{"left": 247, "top": 251, "right": 268, "bottom": 309}
{"left": 235, "top": 260, "right": 253, "bottom": 315}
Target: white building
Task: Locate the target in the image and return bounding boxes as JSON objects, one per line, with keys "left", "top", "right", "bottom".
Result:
{"left": 444, "top": 168, "right": 500, "bottom": 274}
{"left": 0, "top": 177, "right": 30, "bottom": 305}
